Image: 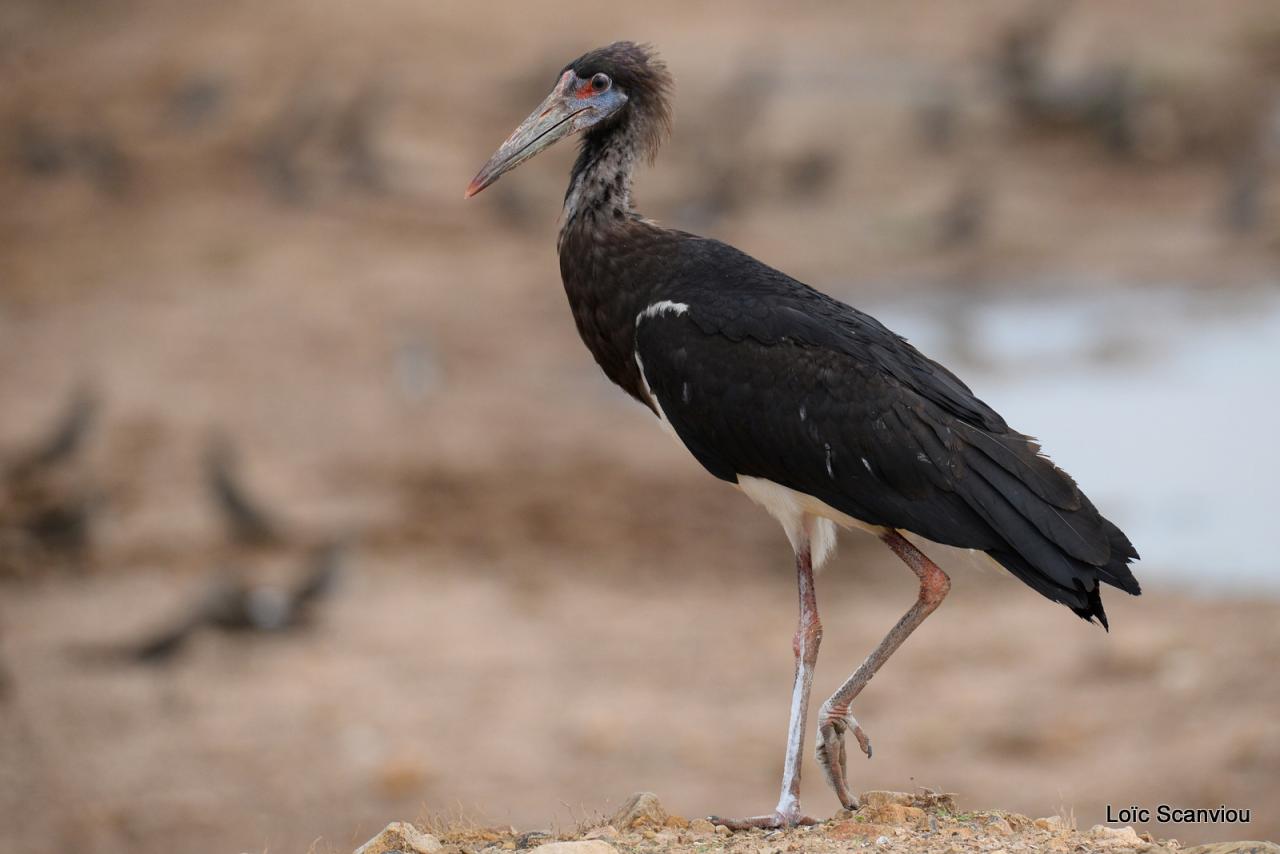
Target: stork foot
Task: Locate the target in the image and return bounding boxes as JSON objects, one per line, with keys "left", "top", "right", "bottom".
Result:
{"left": 816, "top": 706, "right": 871, "bottom": 811}
{"left": 707, "top": 811, "right": 819, "bottom": 831}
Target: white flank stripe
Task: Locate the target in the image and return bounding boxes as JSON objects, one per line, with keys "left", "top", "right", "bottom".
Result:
{"left": 634, "top": 351, "right": 681, "bottom": 443}
{"left": 636, "top": 300, "right": 690, "bottom": 325}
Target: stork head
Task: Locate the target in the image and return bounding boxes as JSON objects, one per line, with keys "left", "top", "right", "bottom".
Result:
{"left": 465, "top": 42, "right": 672, "bottom": 198}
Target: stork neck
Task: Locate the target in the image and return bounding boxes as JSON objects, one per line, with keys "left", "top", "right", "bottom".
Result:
{"left": 560, "top": 124, "right": 640, "bottom": 241}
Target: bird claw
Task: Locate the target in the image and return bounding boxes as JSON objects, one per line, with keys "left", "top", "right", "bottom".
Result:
{"left": 707, "top": 812, "right": 819, "bottom": 831}
{"left": 816, "top": 707, "right": 871, "bottom": 810}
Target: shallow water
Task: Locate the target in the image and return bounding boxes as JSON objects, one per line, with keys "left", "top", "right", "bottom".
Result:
{"left": 859, "top": 284, "right": 1280, "bottom": 593}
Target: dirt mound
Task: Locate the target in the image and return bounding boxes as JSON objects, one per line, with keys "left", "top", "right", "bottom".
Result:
{"left": 354, "top": 792, "right": 1276, "bottom": 854}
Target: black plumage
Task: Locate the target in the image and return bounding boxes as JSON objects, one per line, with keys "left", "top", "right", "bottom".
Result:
{"left": 546, "top": 47, "right": 1138, "bottom": 625}
{"left": 467, "top": 41, "right": 1140, "bottom": 825}
{"left": 633, "top": 284, "right": 1139, "bottom": 624}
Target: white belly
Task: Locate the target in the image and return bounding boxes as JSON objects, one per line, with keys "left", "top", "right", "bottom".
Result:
{"left": 635, "top": 336, "right": 885, "bottom": 570}
{"left": 736, "top": 475, "right": 887, "bottom": 570}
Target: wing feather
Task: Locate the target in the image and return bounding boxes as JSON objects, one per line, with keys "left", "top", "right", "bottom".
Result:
{"left": 632, "top": 286, "right": 1138, "bottom": 624}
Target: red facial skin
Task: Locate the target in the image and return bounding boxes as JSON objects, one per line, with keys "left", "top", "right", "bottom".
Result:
{"left": 575, "top": 77, "right": 607, "bottom": 99}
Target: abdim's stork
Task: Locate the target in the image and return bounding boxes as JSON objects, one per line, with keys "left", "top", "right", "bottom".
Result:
{"left": 465, "top": 42, "right": 1140, "bottom": 828}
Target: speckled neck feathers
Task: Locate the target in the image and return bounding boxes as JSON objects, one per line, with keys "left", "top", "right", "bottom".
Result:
{"left": 559, "top": 128, "right": 640, "bottom": 242}
{"left": 554, "top": 43, "right": 676, "bottom": 407}
{"left": 556, "top": 41, "right": 671, "bottom": 248}
{"left": 556, "top": 86, "right": 672, "bottom": 410}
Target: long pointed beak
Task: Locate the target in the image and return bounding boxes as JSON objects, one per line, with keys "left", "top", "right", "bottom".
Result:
{"left": 465, "top": 72, "right": 585, "bottom": 198}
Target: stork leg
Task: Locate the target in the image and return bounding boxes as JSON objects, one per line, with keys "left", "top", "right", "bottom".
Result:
{"left": 815, "top": 530, "right": 950, "bottom": 810}
{"left": 710, "top": 540, "right": 822, "bottom": 830}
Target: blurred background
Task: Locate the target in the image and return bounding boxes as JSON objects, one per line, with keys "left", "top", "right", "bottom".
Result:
{"left": 2, "top": 1, "right": 1279, "bottom": 852}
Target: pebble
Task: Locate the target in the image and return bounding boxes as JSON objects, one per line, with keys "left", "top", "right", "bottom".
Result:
{"left": 353, "top": 822, "right": 443, "bottom": 854}
{"left": 1005, "top": 814, "right": 1035, "bottom": 832}
{"left": 517, "top": 831, "right": 552, "bottom": 847}
{"left": 985, "top": 817, "right": 1014, "bottom": 836}
{"left": 863, "top": 803, "right": 928, "bottom": 829}
{"left": 862, "top": 791, "right": 917, "bottom": 809}
{"left": 609, "top": 792, "right": 668, "bottom": 829}
{"left": 827, "top": 821, "right": 894, "bottom": 841}
{"left": 533, "top": 842, "right": 619, "bottom": 854}
{"left": 1089, "top": 825, "right": 1146, "bottom": 848}
{"left": 689, "top": 819, "right": 717, "bottom": 834}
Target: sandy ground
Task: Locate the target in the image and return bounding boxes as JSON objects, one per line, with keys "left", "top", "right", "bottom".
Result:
{"left": 350, "top": 791, "right": 1273, "bottom": 854}
{"left": 2, "top": 2, "right": 1280, "bottom": 853}
{"left": 4, "top": 521, "right": 1278, "bottom": 854}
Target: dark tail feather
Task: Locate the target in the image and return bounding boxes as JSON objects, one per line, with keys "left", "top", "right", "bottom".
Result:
{"left": 958, "top": 432, "right": 1140, "bottom": 628}
{"left": 1096, "top": 516, "right": 1141, "bottom": 595}
{"left": 964, "top": 448, "right": 1109, "bottom": 565}
{"left": 987, "top": 547, "right": 1110, "bottom": 629}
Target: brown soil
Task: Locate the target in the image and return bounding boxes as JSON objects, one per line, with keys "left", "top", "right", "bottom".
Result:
{"left": 355, "top": 791, "right": 1270, "bottom": 854}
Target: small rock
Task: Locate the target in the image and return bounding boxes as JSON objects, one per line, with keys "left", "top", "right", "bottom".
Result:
{"left": 516, "top": 831, "right": 552, "bottom": 848}
{"left": 875, "top": 835, "right": 890, "bottom": 845}
{"left": 354, "top": 821, "right": 443, "bottom": 854}
{"left": 861, "top": 791, "right": 917, "bottom": 809}
{"left": 985, "top": 817, "right": 1014, "bottom": 836}
{"left": 689, "top": 819, "right": 716, "bottom": 834}
{"left": 863, "top": 804, "right": 927, "bottom": 828}
{"left": 664, "top": 815, "right": 690, "bottom": 829}
{"left": 828, "top": 821, "right": 894, "bottom": 841}
{"left": 1035, "top": 816, "right": 1069, "bottom": 833}
{"left": 609, "top": 792, "right": 667, "bottom": 829}
{"left": 714, "top": 824, "right": 731, "bottom": 837}
{"left": 1090, "top": 825, "right": 1147, "bottom": 848}
{"left": 583, "top": 827, "right": 618, "bottom": 840}
{"left": 916, "top": 791, "right": 959, "bottom": 813}
{"left": 1179, "top": 844, "right": 1280, "bottom": 854}
{"left": 533, "top": 843, "right": 619, "bottom": 854}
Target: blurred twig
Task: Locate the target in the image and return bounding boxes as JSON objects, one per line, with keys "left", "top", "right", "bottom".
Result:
{"left": 204, "top": 432, "right": 286, "bottom": 548}
{"left": 1, "top": 383, "right": 100, "bottom": 578}
{"left": 110, "top": 539, "right": 350, "bottom": 664}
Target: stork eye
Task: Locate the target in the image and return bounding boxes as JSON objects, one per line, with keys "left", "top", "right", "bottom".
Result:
{"left": 590, "top": 73, "right": 611, "bottom": 92}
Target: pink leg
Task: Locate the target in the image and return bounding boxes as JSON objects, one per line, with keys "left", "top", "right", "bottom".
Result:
{"left": 710, "top": 542, "right": 823, "bottom": 829}
{"left": 815, "top": 530, "right": 951, "bottom": 810}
